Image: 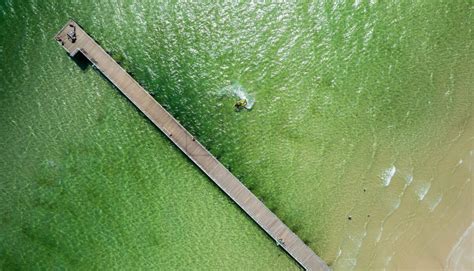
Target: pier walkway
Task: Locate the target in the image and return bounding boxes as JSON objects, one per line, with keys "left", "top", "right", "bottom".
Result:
{"left": 55, "top": 20, "right": 328, "bottom": 271}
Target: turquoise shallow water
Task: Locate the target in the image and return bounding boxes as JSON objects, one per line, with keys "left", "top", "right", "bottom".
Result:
{"left": 1, "top": 1, "right": 472, "bottom": 270}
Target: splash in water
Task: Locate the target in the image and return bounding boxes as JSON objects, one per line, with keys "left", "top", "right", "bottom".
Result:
{"left": 220, "top": 82, "right": 255, "bottom": 110}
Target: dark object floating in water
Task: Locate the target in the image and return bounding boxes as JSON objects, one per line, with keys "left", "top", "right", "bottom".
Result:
{"left": 234, "top": 98, "right": 248, "bottom": 111}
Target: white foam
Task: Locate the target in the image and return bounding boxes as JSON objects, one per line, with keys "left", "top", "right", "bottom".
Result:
{"left": 376, "top": 197, "right": 402, "bottom": 243}
{"left": 446, "top": 222, "right": 474, "bottom": 270}
{"left": 384, "top": 255, "right": 393, "bottom": 269}
{"left": 429, "top": 195, "right": 443, "bottom": 212}
{"left": 376, "top": 226, "right": 383, "bottom": 243}
{"left": 392, "top": 197, "right": 401, "bottom": 210}
{"left": 416, "top": 182, "right": 431, "bottom": 201}
{"left": 333, "top": 222, "right": 370, "bottom": 270}
{"left": 405, "top": 174, "right": 413, "bottom": 185}
{"left": 381, "top": 166, "right": 396, "bottom": 187}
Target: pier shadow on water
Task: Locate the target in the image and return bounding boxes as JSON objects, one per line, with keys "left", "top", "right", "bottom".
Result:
{"left": 71, "top": 51, "right": 91, "bottom": 71}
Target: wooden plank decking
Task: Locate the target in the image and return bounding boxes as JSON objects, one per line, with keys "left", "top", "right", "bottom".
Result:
{"left": 55, "top": 20, "right": 329, "bottom": 271}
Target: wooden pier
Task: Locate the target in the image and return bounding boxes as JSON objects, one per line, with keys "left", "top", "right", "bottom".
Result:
{"left": 55, "top": 20, "right": 329, "bottom": 271}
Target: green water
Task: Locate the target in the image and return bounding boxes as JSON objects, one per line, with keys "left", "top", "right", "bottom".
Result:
{"left": 0, "top": 1, "right": 472, "bottom": 270}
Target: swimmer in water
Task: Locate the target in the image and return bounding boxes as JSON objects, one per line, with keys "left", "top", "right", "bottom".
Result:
{"left": 234, "top": 98, "right": 247, "bottom": 110}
